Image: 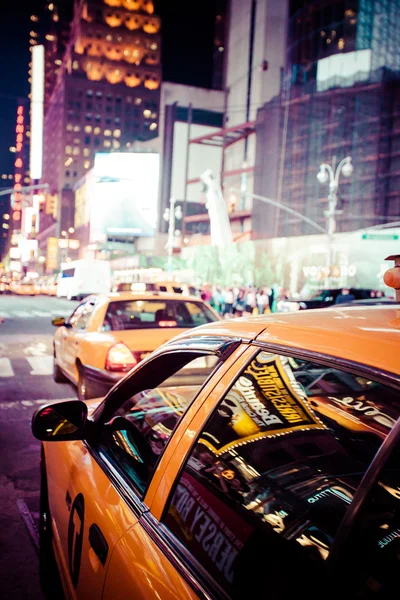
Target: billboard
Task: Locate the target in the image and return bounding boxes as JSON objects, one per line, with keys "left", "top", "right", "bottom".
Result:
{"left": 30, "top": 45, "right": 44, "bottom": 179}
{"left": 86, "top": 152, "right": 159, "bottom": 243}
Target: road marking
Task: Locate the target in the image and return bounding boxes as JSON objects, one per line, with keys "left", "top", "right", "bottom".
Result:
{"left": 0, "top": 398, "right": 76, "bottom": 410}
{"left": 0, "top": 357, "right": 14, "bottom": 377}
{"left": 12, "top": 311, "right": 32, "bottom": 318}
{"left": 17, "top": 499, "right": 39, "bottom": 550}
{"left": 0, "top": 311, "right": 10, "bottom": 319}
{"left": 26, "top": 355, "right": 53, "bottom": 376}
{"left": 31, "top": 310, "right": 52, "bottom": 317}
{"left": 23, "top": 342, "right": 48, "bottom": 356}
{"left": 21, "top": 400, "right": 34, "bottom": 406}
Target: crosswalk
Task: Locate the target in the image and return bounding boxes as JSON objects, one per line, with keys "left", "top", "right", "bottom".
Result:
{"left": 0, "top": 309, "right": 66, "bottom": 320}
{"left": 0, "top": 355, "right": 53, "bottom": 377}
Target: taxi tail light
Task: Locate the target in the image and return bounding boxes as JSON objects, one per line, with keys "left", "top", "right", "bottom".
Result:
{"left": 106, "top": 343, "right": 138, "bottom": 372}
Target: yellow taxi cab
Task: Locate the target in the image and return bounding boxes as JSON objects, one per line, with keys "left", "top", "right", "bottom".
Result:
{"left": 114, "top": 281, "right": 193, "bottom": 295}
{"left": 14, "top": 278, "right": 38, "bottom": 295}
{"left": 52, "top": 291, "right": 220, "bottom": 401}
{"left": 33, "top": 292, "right": 400, "bottom": 599}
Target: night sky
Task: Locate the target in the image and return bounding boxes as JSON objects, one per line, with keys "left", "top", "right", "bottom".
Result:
{"left": 0, "top": 0, "right": 217, "bottom": 178}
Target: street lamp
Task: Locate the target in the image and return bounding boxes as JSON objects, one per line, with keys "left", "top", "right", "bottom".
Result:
{"left": 163, "top": 198, "right": 182, "bottom": 272}
{"left": 317, "top": 156, "right": 353, "bottom": 284}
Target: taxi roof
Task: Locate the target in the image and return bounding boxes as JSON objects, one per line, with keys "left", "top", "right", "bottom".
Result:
{"left": 182, "top": 305, "right": 400, "bottom": 375}
{"left": 94, "top": 291, "right": 205, "bottom": 303}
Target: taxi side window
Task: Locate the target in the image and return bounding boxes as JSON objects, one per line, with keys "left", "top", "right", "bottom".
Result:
{"left": 96, "top": 355, "right": 219, "bottom": 496}
{"left": 74, "top": 300, "right": 96, "bottom": 331}
{"left": 163, "top": 350, "right": 400, "bottom": 598}
{"left": 68, "top": 302, "right": 87, "bottom": 327}
{"left": 339, "top": 444, "right": 400, "bottom": 597}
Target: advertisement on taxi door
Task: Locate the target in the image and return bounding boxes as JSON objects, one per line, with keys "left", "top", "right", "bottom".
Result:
{"left": 199, "top": 351, "right": 325, "bottom": 455}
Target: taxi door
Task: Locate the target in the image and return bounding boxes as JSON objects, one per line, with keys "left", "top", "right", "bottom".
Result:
{"left": 45, "top": 436, "right": 138, "bottom": 600}
{"left": 62, "top": 300, "right": 96, "bottom": 380}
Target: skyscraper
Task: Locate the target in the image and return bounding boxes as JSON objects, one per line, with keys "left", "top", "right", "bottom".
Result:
{"left": 37, "top": 0, "right": 161, "bottom": 250}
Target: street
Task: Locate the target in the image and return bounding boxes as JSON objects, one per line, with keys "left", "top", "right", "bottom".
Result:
{"left": 0, "top": 295, "right": 78, "bottom": 599}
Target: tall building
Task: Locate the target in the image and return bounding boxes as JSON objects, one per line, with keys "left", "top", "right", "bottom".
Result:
{"left": 183, "top": 0, "right": 289, "bottom": 242}
{"left": 37, "top": 0, "right": 161, "bottom": 258}
{"left": 253, "top": 0, "right": 400, "bottom": 239}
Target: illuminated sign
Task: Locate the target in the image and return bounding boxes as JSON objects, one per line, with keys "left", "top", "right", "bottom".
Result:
{"left": 13, "top": 105, "right": 25, "bottom": 225}
{"left": 30, "top": 44, "right": 45, "bottom": 179}
{"left": 302, "top": 264, "right": 357, "bottom": 280}
{"left": 46, "top": 237, "right": 58, "bottom": 271}
{"left": 84, "top": 152, "right": 159, "bottom": 243}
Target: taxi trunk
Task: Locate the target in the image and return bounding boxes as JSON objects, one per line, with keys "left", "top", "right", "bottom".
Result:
{"left": 112, "top": 327, "right": 189, "bottom": 363}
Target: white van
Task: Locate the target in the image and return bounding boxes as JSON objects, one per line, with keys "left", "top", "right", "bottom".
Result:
{"left": 56, "top": 260, "right": 111, "bottom": 300}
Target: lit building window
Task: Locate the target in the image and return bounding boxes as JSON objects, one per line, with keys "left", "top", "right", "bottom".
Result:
{"left": 73, "top": 125, "right": 81, "bottom": 132}
{"left": 113, "top": 140, "right": 120, "bottom": 149}
{"left": 113, "top": 129, "right": 121, "bottom": 137}
{"left": 83, "top": 148, "right": 90, "bottom": 157}
{"left": 104, "top": 129, "right": 112, "bottom": 136}
{"left": 73, "top": 138, "right": 81, "bottom": 144}
{"left": 149, "top": 122, "right": 157, "bottom": 131}
{"left": 151, "top": 112, "right": 157, "bottom": 118}
{"left": 106, "top": 34, "right": 113, "bottom": 41}
{"left": 84, "top": 161, "right": 90, "bottom": 169}
{"left": 72, "top": 60, "right": 79, "bottom": 70}
{"left": 126, "top": 96, "right": 132, "bottom": 103}
{"left": 134, "top": 97, "right": 142, "bottom": 105}
{"left": 94, "top": 126, "right": 101, "bottom": 135}
{"left": 338, "top": 38, "right": 345, "bottom": 50}
{"left": 143, "top": 109, "right": 151, "bottom": 118}
{"left": 66, "top": 123, "right": 73, "bottom": 131}
{"left": 65, "top": 145, "right": 72, "bottom": 155}
{"left": 30, "top": 15, "right": 39, "bottom": 22}
{"left": 72, "top": 147, "right": 80, "bottom": 155}
{"left": 104, "top": 140, "right": 111, "bottom": 147}
{"left": 85, "top": 125, "right": 92, "bottom": 133}
{"left": 150, "top": 43, "right": 157, "bottom": 51}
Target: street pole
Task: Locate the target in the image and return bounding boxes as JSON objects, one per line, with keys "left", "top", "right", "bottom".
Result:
{"left": 163, "top": 198, "right": 182, "bottom": 273}
{"left": 317, "top": 156, "right": 353, "bottom": 287}
{"left": 167, "top": 197, "right": 175, "bottom": 272}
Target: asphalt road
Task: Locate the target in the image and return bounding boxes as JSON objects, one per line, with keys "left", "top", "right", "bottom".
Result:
{"left": 0, "top": 294, "right": 79, "bottom": 599}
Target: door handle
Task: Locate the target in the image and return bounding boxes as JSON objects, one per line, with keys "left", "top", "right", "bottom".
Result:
{"left": 88, "top": 524, "right": 108, "bottom": 565}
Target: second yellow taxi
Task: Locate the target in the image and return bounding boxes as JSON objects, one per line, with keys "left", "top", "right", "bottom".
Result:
{"left": 52, "top": 291, "right": 220, "bottom": 400}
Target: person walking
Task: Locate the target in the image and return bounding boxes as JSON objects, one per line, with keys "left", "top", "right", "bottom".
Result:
{"left": 223, "top": 287, "right": 234, "bottom": 316}
{"left": 213, "top": 285, "right": 224, "bottom": 315}
{"left": 256, "top": 288, "right": 269, "bottom": 315}
{"left": 245, "top": 287, "right": 257, "bottom": 315}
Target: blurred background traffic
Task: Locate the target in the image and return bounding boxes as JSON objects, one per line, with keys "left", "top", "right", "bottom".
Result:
{"left": 0, "top": 0, "right": 400, "bottom": 299}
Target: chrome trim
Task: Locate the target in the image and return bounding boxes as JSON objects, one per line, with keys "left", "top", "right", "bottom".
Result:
{"left": 83, "top": 442, "right": 149, "bottom": 520}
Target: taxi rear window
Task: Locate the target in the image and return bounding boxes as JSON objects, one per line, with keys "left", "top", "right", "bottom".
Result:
{"left": 102, "top": 299, "right": 217, "bottom": 331}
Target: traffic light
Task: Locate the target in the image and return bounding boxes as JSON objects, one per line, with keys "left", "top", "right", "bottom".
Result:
{"left": 45, "top": 193, "right": 58, "bottom": 217}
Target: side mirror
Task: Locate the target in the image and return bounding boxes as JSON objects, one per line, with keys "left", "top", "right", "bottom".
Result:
{"left": 52, "top": 316, "right": 65, "bottom": 327}
{"left": 52, "top": 317, "right": 71, "bottom": 328}
{"left": 32, "top": 400, "right": 91, "bottom": 441}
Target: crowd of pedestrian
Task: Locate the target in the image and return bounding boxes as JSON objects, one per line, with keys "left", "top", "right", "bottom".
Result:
{"left": 199, "top": 284, "right": 289, "bottom": 317}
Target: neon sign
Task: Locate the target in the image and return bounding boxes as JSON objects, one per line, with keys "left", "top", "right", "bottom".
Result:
{"left": 13, "top": 105, "right": 25, "bottom": 224}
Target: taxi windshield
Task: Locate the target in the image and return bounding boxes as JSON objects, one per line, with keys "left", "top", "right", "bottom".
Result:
{"left": 103, "top": 299, "right": 217, "bottom": 331}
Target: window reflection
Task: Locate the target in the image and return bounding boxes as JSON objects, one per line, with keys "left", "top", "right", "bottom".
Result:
{"left": 165, "top": 350, "right": 400, "bottom": 596}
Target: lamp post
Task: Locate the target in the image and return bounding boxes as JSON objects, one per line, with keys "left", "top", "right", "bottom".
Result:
{"left": 317, "top": 156, "right": 353, "bottom": 285}
{"left": 163, "top": 198, "right": 182, "bottom": 272}
{"left": 60, "top": 226, "right": 75, "bottom": 263}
